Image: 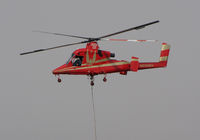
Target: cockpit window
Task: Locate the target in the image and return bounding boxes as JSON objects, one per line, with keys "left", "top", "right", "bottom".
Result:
{"left": 66, "top": 53, "right": 75, "bottom": 64}
{"left": 72, "top": 55, "right": 83, "bottom": 66}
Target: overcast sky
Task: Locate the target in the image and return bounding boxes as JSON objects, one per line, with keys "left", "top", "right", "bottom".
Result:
{"left": 0, "top": 0, "right": 200, "bottom": 140}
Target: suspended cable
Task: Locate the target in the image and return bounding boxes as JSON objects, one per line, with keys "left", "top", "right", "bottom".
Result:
{"left": 90, "top": 86, "right": 97, "bottom": 140}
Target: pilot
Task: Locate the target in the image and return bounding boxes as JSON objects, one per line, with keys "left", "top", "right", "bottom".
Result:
{"left": 72, "top": 57, "right": 82, "bottom": 66}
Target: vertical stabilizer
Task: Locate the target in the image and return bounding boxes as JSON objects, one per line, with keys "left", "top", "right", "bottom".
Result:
{"left": 159, "top": 43, "right": 170, "bottom": 67}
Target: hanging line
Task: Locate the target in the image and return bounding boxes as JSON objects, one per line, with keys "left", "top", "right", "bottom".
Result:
{"left": 90, "top": 86, "right": 97, "bottom": 140}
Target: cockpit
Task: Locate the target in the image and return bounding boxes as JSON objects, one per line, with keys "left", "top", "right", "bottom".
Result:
{"left": 66, "top": 53, "right": 83, "bottom": 66}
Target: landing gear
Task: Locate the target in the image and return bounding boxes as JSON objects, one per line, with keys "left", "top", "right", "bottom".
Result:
{"left": 57, "top": 77, "right": 62, "bottom": 83}
{"left": 91, "top": 81, "right": 94, "bottom": 86}
{"left": 55, "top": 75, "right": 62, "bottom": 83}
{"left": 103, "top": 74, "right": 107, "bottom": 82}
{"left": 103, "top": 77, "right": 107, "bottom": 82}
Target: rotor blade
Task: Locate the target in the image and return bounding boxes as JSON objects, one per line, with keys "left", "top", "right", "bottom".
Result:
{"left": 33, "top": 30, "right": 90, "bottom": 40}
{"left": 102, "top": 39, "right": 158, "bottom": 42}
{"left": 98, "top": 20, "right": 159, "bottom": 39}
{"left": 20, "top": 41, "right": 87, "bottom": 55}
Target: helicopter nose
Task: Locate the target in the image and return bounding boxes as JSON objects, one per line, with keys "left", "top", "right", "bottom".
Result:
{"left": 52, "top": 64, "right": 67, "bottom": 74}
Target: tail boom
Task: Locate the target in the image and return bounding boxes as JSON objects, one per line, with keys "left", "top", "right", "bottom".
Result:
{"left": 138, "top": 62, "right": 167, "bottom": 69}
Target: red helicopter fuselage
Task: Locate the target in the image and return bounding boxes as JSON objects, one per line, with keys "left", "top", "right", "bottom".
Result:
{"left": 53, "top": 42, "right": 129, "bottom": 75}
{"left": 52, "top": 42, "right": 170, "bottom": 76}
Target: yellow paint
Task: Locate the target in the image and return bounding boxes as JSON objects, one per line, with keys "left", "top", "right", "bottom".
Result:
{"left": 162, "top": 44, "right": 170, "bottom": 51}
{"left": 131, "top": 58, "right": 138, "bottom": 61}
{"left": 95, "top": 58, "right": 110, "bottom": 63}
{"left": 160, "top": 56, "right": 168, "bottom": 61}
{"left": 86, "top": 50, "right": 96, "bottom": 65}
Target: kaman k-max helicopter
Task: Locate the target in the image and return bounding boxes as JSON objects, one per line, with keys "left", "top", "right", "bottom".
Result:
{"left": 20, "top": 20, "right": 170, "bottom": 86}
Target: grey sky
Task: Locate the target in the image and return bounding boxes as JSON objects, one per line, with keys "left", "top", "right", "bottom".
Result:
{"left": 0, "top": 0, "right": 200, "bottom": 140}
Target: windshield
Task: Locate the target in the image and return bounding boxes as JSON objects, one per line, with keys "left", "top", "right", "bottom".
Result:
{"left": 66, "top": 53, "right": 75, "bottom": 64}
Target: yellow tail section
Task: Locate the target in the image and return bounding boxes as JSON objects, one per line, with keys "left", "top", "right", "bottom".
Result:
{"left": 160, "top": 43, "right": 170, "bottom": 63}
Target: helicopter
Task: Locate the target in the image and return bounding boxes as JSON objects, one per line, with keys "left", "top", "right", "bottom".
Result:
{"left": 20, "top": 20, "right": 170, "bottom": 86}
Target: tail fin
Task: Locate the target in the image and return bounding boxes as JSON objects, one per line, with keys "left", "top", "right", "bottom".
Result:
{"left": 159, "top": 43, "right": 170, "bottom": 67}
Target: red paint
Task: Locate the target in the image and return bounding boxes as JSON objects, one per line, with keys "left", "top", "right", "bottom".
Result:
{"left": 130, "top": 57, "right": 139, "bottom": 72}
{"left": 160, "top": 49, "right": 170, "bottom": 57}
